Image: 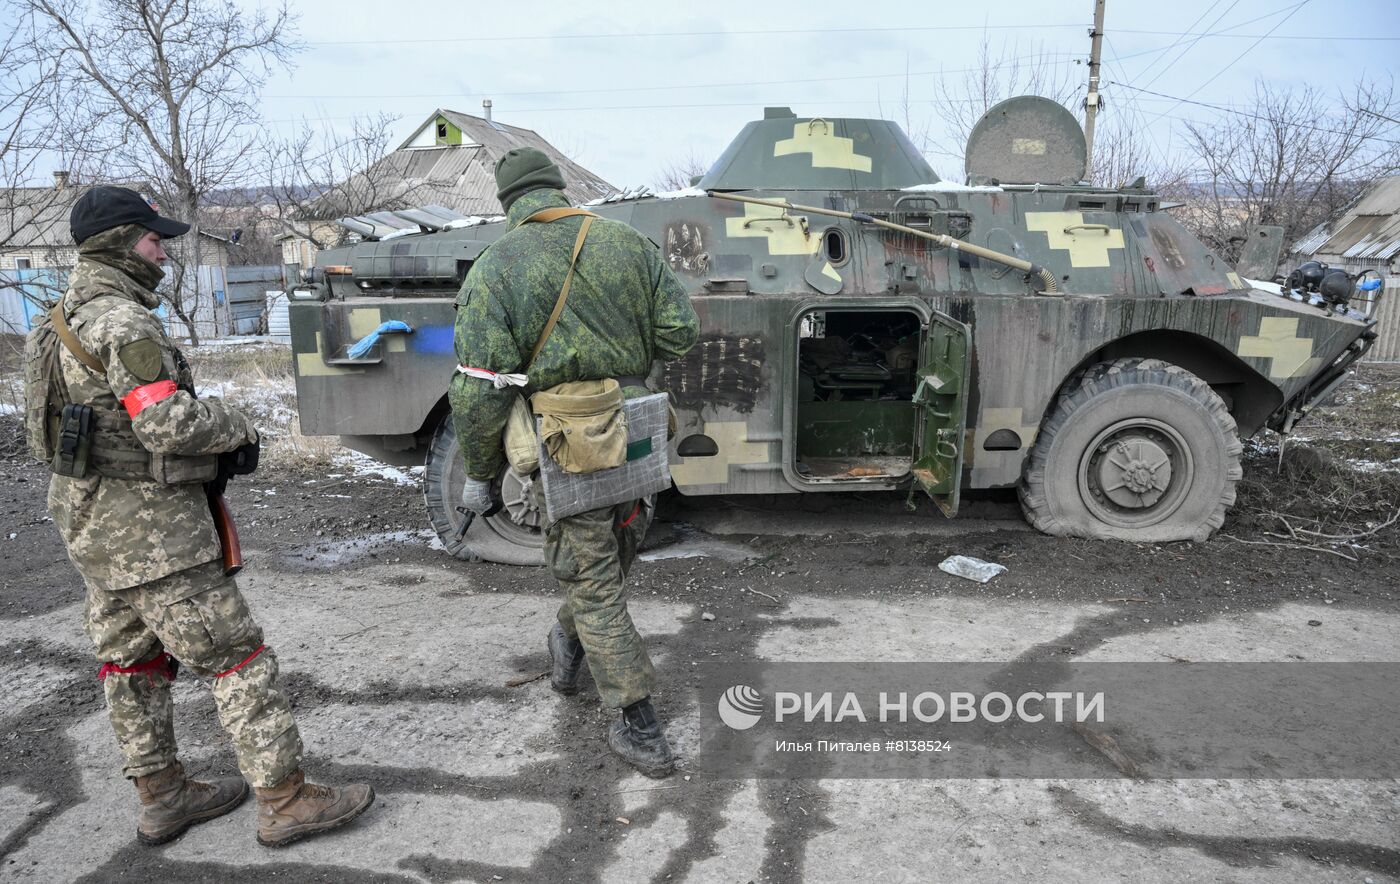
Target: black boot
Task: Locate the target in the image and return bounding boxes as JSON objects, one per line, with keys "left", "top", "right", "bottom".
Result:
{"left": 547, "top": 623, "right": 586, "bottom": 695}
{"left": 608, "top": 697, "right": 675, "bottom": 778}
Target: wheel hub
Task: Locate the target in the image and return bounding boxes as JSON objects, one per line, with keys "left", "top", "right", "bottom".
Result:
{"left": 1094, "top": 436, "right": 1173, "bottom": 508}
{"left": 497, "top": 469, "right": 544, "bottom": 532}
{"left": 1079, "top": 419, "right": 1193, "bottom": 528}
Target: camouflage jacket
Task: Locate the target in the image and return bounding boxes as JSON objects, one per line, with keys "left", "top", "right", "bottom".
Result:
{"left": 48, "top": 240, "right": 257, "bottom": 591}
{"left": 449, "top": 188, "right": 699, "bottom": 480}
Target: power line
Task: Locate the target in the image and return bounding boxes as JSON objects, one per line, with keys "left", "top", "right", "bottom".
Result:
{"left": 1142, "top": 0, "right": 1312, "bottom": 127}
{"left": 1133, "top": 0, "right": 1226, "bottom": 85}
{"left": 268, "top": 53, "right": 1087, "bottom": 100}
{"left": 1140, "top": 0, "right": 1243, "bottom": 91}
{"left": 266, "top": 43, "right": 1200, "bottom": 103}
{"left": 302, "top": 23, "right": 1400, "bottom": 48}
{"left": 1107, "top": 81, "right": 1400, "bottom": 146}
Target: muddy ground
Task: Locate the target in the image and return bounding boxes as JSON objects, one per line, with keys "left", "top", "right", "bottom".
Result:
{"left": 0, "top": 358, "right": 1397, "bottom": 883}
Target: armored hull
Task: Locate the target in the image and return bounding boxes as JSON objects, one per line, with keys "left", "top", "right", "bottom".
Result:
{"left": 288, "top": 100, "right": 1376, "bottom": 562}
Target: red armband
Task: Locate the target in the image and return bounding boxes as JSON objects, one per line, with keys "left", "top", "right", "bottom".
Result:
{"left": 121, "top": 380, "right": 178, "bottom": 418}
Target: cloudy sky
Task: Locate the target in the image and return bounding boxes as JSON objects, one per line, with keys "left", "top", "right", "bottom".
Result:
{"left": 259, "top": 0, "right": 1400, "bottom": 187}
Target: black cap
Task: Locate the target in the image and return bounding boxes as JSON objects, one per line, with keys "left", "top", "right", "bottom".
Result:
{"left": 70, "top": 185, "right": 191, "bottom": 245}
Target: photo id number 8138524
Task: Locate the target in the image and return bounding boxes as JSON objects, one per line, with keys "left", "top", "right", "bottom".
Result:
{"left": 884, "top": 740, "right": 952, "bottom": 752}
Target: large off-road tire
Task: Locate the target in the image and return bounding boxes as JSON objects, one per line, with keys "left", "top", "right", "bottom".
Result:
{"left": 423, "top": 416, "right": 545, "bottom": 566}
{"left": 1019, "top": 358, "right": 1243, "bottom": 543}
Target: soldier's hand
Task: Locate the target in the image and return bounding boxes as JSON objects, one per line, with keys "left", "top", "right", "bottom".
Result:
{"left": 223, "top": 436, "right": 260, "bottom": 476}
{"left": 461, "top": 477, "right": 502, "bottom": 517}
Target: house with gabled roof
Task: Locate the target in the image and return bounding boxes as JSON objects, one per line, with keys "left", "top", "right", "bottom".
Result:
{"left": 278, "top": 104, "right": 614, "bottom": 268}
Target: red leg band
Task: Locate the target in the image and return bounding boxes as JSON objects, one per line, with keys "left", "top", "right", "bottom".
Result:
{"left": 215, "top": 644, "right": 266, "bottom": 678}
{"left": 617, "top": 501, "right": 642, "bottom": 529}
{"left": 98, "top": 651, "right": 176, "bottom": 682}
{"left": 122, "top": 380, "right": 178, "bottom": 418}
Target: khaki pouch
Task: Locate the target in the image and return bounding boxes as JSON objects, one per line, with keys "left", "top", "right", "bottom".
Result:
{"left": 531, "top": 379, "right": 627, "bottom": 474}
{"left": 503, "top": 393, "right": 540, "bottom": 474}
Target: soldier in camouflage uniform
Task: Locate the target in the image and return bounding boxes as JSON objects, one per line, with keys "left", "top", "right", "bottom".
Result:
{"left": 450, "top": 149, "right": 699, "bottom": 778}
{"left": 32, "top": 186, "right": 373, "bottom": 846}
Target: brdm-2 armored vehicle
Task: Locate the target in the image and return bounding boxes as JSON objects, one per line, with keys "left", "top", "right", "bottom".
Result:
{"left": 287, "top": 97, "right": 1379, "bottom": 564}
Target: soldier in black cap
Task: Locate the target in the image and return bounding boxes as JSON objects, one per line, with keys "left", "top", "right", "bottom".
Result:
{"left": 25, "top": 185, "right": 375, "bottom": 847}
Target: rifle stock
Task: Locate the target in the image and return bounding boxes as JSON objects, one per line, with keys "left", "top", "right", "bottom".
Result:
{"left": 208, "top": 492, "right": 243, "bottom": 576}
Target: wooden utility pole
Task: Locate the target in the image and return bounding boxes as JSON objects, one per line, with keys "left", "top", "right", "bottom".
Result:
{"left": 1083, "top": 0, "right": 1107, "bottom": 166}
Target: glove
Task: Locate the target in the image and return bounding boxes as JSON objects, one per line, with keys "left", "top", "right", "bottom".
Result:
{"left": 461, "top": 477, "right": 503, "bottom": 517}
{"left": 223, "top": 436, "right": 260, "bottom": 476}
{"left": 208, "top": 437, "right": 260, "bottom": 498}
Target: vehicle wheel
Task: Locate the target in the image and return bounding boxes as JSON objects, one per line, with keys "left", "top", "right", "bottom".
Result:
{"left": 1019, "top": 358, "right": 1243, "bottom": 543}
{"left": 423, "top": 415, "right": 545, "bottom": 565}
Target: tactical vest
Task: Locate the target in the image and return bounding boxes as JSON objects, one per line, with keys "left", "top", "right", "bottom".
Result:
{"left": 23, "top": 295, "right": 215, "bottom": 483}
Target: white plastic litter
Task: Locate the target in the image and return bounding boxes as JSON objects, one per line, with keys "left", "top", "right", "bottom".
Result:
{"left": 938, "top": 555, "right": 1007, "bottom": 584}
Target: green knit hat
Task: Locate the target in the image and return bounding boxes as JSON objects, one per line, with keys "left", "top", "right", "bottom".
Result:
{"left": 495, "top": 147, "right": 566, "bottom": 211}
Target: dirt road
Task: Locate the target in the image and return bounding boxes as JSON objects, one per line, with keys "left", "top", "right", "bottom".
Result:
{"left": 1, "top": 364, "right": 1397, "bottom": 882}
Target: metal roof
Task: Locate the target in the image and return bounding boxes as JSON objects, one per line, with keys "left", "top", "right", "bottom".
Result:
{"left": 1295, "top": 175, "right": 1400, "bottom": 264}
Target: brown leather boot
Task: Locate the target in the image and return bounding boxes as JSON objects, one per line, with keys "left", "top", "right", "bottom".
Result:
{"left": 254, "top": 769, "right": 375, "bottom": 847}
{"left": 134, "top": 761, "right": 249, "bottom": 845}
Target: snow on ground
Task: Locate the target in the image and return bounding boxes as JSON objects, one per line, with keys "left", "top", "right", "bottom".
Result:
{"left": 340, "top": 450, "right": 425, "bottom": 487}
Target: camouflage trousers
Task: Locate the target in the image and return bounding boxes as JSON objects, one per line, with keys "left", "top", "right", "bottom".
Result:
{"left": 542, "top": 492, "right": 657, "bottom": 709}
{"left": 82, "top": 560, "right": 303, "bottom": 787}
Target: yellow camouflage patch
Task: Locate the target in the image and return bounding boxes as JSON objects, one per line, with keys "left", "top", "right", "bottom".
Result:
{"left": 774, "top": 121, "right": 872, "bottom": 172}
{"left": 117, "top": 338, "right": 164, "bottom": 382}
{"left": 1237, "top": 316, "right": 1319, "bottom": 379}
{"left": 1024, "top": 211, "right": 1125, "bottom": 268}
{"left": 724, "top": 201, "right": 820, "bottom": 256}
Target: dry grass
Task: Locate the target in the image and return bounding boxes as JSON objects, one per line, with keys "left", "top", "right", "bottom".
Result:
{"left": 183, "top": 343, "right": 338, "bottom": 470}
{"left": 1227, "top": 364, "right": 1400, "bottom": 552}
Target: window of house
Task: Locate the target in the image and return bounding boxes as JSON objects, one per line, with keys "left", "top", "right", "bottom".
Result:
{"left": 436, "top": 123, "right": 448, "bottom": 139}
{"left": 14, "top": 257, "right": 31, "bottom": 270}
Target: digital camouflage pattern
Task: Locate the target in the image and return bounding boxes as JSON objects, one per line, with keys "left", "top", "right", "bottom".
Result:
{"left": 539, "top": 486, "right": 657, "bottom": 709}
{"left": 47, "top": 225, "right": 257, "bottom": 591}
{"left": 448, "top": 188, "right": 700, "bottom": 481}
{"left": 85, "top": 561, "right": 303, "bottom": 787}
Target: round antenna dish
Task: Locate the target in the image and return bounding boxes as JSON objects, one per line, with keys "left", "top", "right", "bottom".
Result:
{"left": 964, "top": 95, "right": 1087, "bottom": 185}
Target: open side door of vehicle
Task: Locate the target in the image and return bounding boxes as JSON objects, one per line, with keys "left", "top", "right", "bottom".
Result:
{"left": 909, "top": 311, "right": 971, "bottom": 517}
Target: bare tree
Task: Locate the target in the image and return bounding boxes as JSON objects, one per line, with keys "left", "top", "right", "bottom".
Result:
{"left": 652, "top": 149, "right": 711, "bottom": 193}
{"left": 262, "top": 114, "right": 436, "bottom": 253}
{"left": 1088, "top": 110, "right": 1191, "bottom": 192}
{"left": 1176, "top": 78, "right": 1400, "bottom": 264}
{"left": 26, "top": 0, "right": 299, "bottom": 343}
{"left": 927, "top": 37, "right": 1082, "bottom": 177}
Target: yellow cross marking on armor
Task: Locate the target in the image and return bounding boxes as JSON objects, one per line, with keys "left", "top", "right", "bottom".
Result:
{"left": 724, "top": 201, "right": 819, "bottom": 256}
{"left": 296, "top": 333, "right": 363, "bottom": 377}
{"left": 1023, "top": 211, "right": 1125, "bottom": 268}
{"left": 821, "top": 262, "right": 841, "bottom": 282}
{"left": 1237, "top": 317, "right": 1318, "bottom": 380}
{"left": 773, "top": 122, "right": 872, "bottom": 172}
{"left": 670, "top": 421, "right": 769, "bottom": 487}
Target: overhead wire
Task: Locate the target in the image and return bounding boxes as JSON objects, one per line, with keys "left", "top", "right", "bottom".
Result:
{"left": 1141, "top": 0, "right": 1313, "bottom": 126}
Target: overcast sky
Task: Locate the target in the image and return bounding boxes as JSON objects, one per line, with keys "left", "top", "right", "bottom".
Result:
{"left": 259, "top": 0, "right": 1400, "bottom": 187}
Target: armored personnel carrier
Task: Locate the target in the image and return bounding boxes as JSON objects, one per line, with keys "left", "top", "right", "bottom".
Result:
{"left": 287, "top": 97, "right": 1378, "bottom": 564}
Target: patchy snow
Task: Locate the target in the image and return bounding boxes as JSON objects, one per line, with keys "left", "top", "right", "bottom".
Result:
{"left": 338, "top": 450, "right": 425, "bottom": 487}
{"left": 376, "top": 227, "right": 418, "bottom": 241}
{"left": 0, "top": 402, "right": 19, "bottom": 416}
{"left": 442, "top": 215, "right": 504, "bottom": 230}
{"left": 652, "top": 186, "right": 707, "bottom": 200}
{"left": 1245, "top": 277, "right": 1283, "bottom": 294}
{"left": 902, "top": 181, "right": 1004, "bottom": 193}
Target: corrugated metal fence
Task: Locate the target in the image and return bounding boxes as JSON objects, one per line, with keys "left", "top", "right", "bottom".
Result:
{"left": 1362, "top": 278, "right": 1400, "bottom": 363}
{"left": 0, "top": 265, "right": 284, "bottom": 341}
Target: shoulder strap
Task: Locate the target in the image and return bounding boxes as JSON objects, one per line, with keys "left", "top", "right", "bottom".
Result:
{"left": 522, "top": 207, "right": 597, "bottom": 225}
{"left": 50, "top": 298, "right": 106, "bottom": 374}
{"left": 526, "top": 214, "right": 595, "bottom": 366}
